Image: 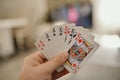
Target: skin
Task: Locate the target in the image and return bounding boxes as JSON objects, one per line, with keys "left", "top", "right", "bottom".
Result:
{"left": 19, "top": 51, "right": 68, "bottom": 80}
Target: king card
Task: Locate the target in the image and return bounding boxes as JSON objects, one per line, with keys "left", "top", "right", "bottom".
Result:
{"left": 63, "top": 31, "right": 99, "bottom": 73}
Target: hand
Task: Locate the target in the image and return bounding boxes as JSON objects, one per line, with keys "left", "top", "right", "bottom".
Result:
{"left": 19, "top": 51, "right": 68, "bottom": 80}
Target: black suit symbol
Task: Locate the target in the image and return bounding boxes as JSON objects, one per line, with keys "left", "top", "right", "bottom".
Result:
{"left": 60, "top": 33, "right": 62, "bottom": 35}
{"left": 70, "top": 34, "right": 72, "bottom": 36}
{"left": 48, "top": 39, "right": 50, "bottom": 41}
{"left": 53, "top": 33, "right": 56, "bottom": 36}
{"left": 73, "top": 34, "right": 76, "bottom": 37}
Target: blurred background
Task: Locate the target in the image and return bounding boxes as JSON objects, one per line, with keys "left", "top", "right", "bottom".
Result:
{"left": 0, "top": 0, "right": 120, "bottom": 80}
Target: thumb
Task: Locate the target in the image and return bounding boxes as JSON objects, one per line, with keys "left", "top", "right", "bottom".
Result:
{"left": 41, "top": 52, "right": 68, "bottom": 73}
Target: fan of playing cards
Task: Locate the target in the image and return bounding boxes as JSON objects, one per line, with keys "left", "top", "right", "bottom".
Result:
{"left": 35, "top": 23, "right": 99, "bottom": 79}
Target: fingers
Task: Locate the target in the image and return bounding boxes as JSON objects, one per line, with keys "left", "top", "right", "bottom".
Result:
{"left": 30, "top": 51, "right": 46, "bottom": 59}
{"left": 24, "top": 51, "right": 47, "bottom": 66}
{"left": 39, "top": 52, "right": 68, "bottom": 73}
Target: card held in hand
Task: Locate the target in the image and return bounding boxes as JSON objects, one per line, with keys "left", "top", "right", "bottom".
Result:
{"left": 35, "top": 23, "right": 99, "bottom": 79}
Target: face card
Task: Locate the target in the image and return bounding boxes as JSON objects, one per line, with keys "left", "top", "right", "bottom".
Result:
{"left": 63, "top": 30, "right": 99, "bottom": 73}
{"left": 64, "top": 36, "right": 93, "bottom": 72}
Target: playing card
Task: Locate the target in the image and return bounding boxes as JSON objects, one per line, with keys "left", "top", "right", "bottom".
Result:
{"left": 76, "top": 26, "right": 95, "bottom": 40}
{"left": 52, "top": 23, "right": 76, "bottom": 54}
{"left": 35, "top": 33, "right": 52, "bottom": 60}
{"left": 48, "top": 25, "right": 66, "bottom": 74}
{"left": 51, "top": 23, "right": 75, "bottom": 76}
{"left": 60, "top": 23, "right": 76, "bottom": 51}
{"left": 62, "top": 26, "right": 95, "bottom": 51}
{"left": 50, "top": 26, "right": 58, "bottom": 55}
{"left": 35, "top": 23, "right": 99, "bottom": 79}
{"left": 66, "top": 26, "right": 95, "bottom": 43}
{"left": 45, "top": 23, "right": 73, "bottom": 57}
{"left": 56, "top": 25, "right": 65, "bottom": 52}
{"left": 63, "top": 31, "right": 99, "bottom": 73}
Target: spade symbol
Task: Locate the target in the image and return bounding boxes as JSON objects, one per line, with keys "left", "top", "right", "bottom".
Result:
{"left": 60, "top": 33, "right": 62, "bottom": 35}
{"left": 48, "top": 39, "right": 50, "bottom": 41}
{"left": 73, "top": 34, "right": 76, "bottom": 37}
{"left": 70, "top": 34, "right": 72, "bottom": 36}
{"left": 53, "top": 33, "right": 56, "bottom": 36}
